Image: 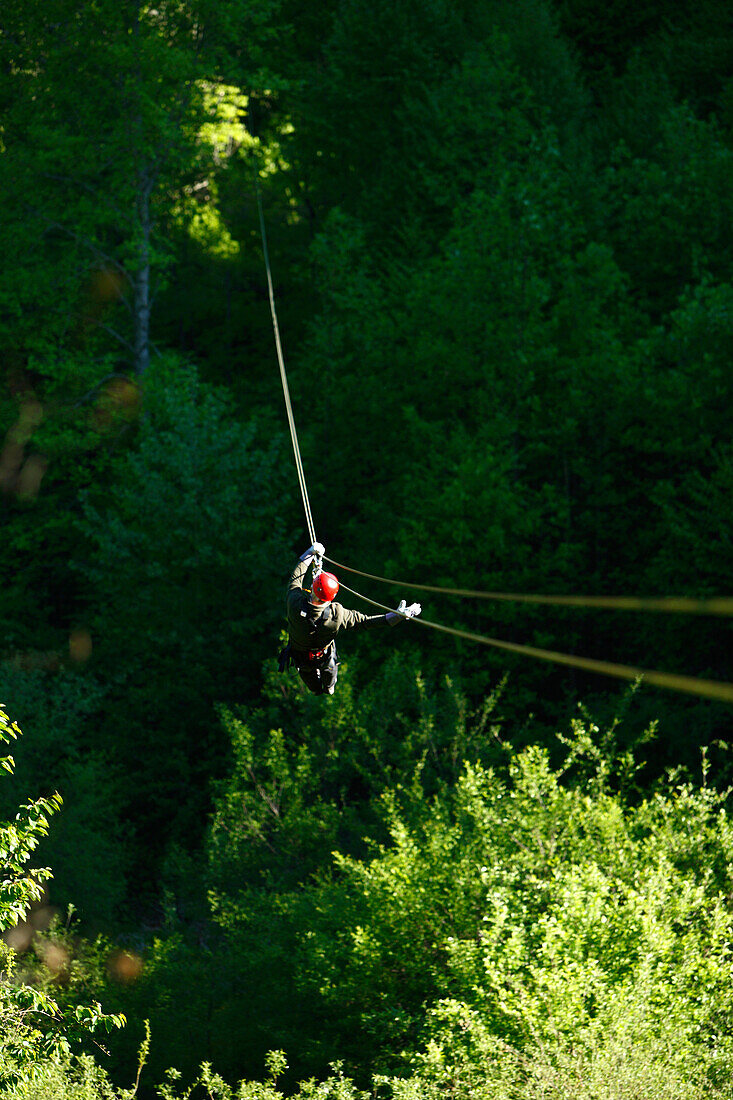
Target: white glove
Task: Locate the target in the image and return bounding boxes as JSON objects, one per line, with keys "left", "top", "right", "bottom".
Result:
{"left": 299, "top": 541, "right": 325, "bottom": 562}
{"left": 388, "top": 599, "right": 421, "bottom": 620}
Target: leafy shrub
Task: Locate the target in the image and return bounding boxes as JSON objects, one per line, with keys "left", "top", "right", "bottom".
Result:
{"left": 0, "top": 1054, "right": 121, "bottom": 1100}
{"left": 0, "top": 666, "right": 126, "bottom": 928}
{"left": 291, "top": 718, "right": 733, "bottom": 1092}
{"left": 0, "top": 704, "right": 124, "bottom": 1083}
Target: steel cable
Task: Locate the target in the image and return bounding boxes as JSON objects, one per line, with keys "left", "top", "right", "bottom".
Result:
{"left": 256, "top": 176, "right": 317, "bottom": 546}
{"left": 326, "top": 558, "right": 733, "bottom": 617}
{"left": 335, "top": 579, "right": 733, "bottom": 706}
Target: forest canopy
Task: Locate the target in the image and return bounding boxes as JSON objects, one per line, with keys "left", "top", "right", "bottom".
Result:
{"left": 1, "top": 0, "right": 732, "bottom": 1096}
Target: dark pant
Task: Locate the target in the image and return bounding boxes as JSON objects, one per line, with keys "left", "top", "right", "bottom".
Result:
{"left": 293, "top": 645, "right": 339, "bottom": 696}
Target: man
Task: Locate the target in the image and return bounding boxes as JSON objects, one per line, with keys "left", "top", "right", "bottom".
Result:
{"left": 282, "top": 542, "right": 421, "bottom": 696}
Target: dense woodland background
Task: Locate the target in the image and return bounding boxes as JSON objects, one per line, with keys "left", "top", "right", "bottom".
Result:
{"left": 1, "top": 1, "right": 733, "bottom": 1097}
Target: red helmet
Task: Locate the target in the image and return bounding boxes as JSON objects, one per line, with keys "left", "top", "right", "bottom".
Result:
{"left": 312, "top": 571, "right": 339, "bottom": 603}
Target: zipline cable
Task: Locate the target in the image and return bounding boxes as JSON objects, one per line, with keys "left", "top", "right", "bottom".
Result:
{"left": 335, "top": 579, "right": 733, "bottom": 706}
{"left": 326, "top": 557, "right": 733, "bottom": 617}
{"left": 256, "top": 175, "right": 317, "bottom": 546}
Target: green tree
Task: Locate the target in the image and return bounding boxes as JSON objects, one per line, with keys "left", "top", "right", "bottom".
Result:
{"left": 0, "top": 0, "right": 283, "bottom": 674}
{"left": 0, "top": 0, "right": 277, "bottom": 377}
{"left": 601, "top": 107, "right": 733, "bottom": 321}
{"left": 75, "top": 356, "right": 292, "bottom": 859}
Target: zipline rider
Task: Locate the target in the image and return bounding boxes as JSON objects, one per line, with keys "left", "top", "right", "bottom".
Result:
{"left": 282, "top": 542, "right": 421, "bottom": 696}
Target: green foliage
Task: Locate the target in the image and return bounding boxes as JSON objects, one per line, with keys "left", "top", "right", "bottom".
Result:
{"left": 208, "top": 654, "right": 496, "bottom": 897}
{"left": 157, "top": 1055, "right": 367, "bottom": 1100}
{"left": 86, "top": 659, "right": 491, "bottom": 1086}
{"left": 0, "top": 0, "right": 284, "bottom": 376}
{"left": 0, "top": 704, "right": 125, "bottom": 1083}
{"left": 554, "top": 0, "right": 673, "bottom": 76}
{"left": 382, "top": 1007, "right": 732, "bottom": 1099}
{"left": 3, "top": 2, "right": 733, "bottom": 1095}
{"left": 285, "top": 718, "right": 733, "bottom": 1092}
{"left": 0, "top": 704, "right": 61, "bottom": 932}
{"left": 0, "top": 1021, "right": 149, "bottom": 1099}
{"left": 78, "top": 354, "right": 288, "bottom": 672}
{"left": 101, "top": 696, "right": 733, "bottom": 1097}
{"left": 284, "top": 0, "right": 585, "bottom": 239}
{"left": 0, "top": 350, "right": 138, "bottom": 662}
{"left": 555, "top": 0, "right": 733, "bottom": 127}
{"left": 289, "top": 0, "right": 733, "bottom": 756}
{"left": 4, "top": 1048, "right": 361, "bottom": 1100}
{"left": 0, "top": 1054, "right": 121, "bottom": 1100}
{"left": 602, "top": 107, "right": 733, "bottom": 319}
{"left": 298, "top": 100, "right": 653, "bottom": 713}
{"left": 75, "top": 354, "right": 292, "bottom": 852}
{"left": 0, "top": 666, "right": 126, "bottom": 928}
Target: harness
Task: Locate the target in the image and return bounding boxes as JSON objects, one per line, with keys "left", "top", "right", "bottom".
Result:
{"left": 279, "top": 600, "right": 337, "bottom": 672}
{"left": 304, "top": 644, "right": 331, "bottom": 662}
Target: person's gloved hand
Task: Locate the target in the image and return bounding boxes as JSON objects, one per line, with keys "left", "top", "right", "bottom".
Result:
{"left": 299, "top": 541, "right": 325, "bottom": 562}
{"left": 386, "top": 599, "right": 422, "bottom": 625}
